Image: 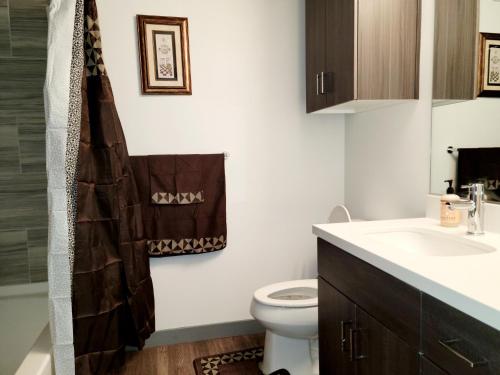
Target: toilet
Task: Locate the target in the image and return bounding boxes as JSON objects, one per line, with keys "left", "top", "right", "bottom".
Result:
{"left": 250, "top": 205, "right": 354, "bottom": 375}
{"left": 250, "top": 279, "right": 319, "bottom": 375}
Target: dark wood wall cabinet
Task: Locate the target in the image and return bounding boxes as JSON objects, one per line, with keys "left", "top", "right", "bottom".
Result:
{"left": 318, "top": 238, "right": 500, "bottom": 375}
{"left": 306, "top": 0, "right": 421, "bottom": 114}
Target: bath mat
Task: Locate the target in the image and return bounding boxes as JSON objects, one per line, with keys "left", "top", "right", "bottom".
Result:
{"left": 193, "top": 347, "right": 290, "bottom": 375}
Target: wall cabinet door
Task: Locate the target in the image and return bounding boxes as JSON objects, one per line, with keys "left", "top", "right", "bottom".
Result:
{"left": 305, "top": 0, "right": 327, "bottom": 113}
{"left": 306, "top": 0, "right": 355, "bottom": 112}
{"left": 324, "top": 0, "right": 355, "bottom": 107}
{"left": 357, "top": 0, "right": 420, "bottom": 100}
{"left": 319, "top": 278, "right": 356, "bottom": 375}
{"left": 356, "top": 307, "right": 419, "bottom": 375}
{"left": 433, "top": 0, "right": 479, "bottom": 101}
{"left": 421, "top": 356, "right": 450, "bottom": 375}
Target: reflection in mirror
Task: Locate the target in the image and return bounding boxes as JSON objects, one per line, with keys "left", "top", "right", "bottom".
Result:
{"left": 431, "top": 0, "right": 500, "bottom": 202}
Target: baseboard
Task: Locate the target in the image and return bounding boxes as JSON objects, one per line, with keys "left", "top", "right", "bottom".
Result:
{"left": 144, "top": 319, "right": 265, "bottom": 348}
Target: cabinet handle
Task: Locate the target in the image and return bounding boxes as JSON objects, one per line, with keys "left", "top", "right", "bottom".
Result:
{"left": 340, "top": 320, "right": 353, "bottom": 352}
{"left": 349, "top": 328, "right": 367, "bottom": 361}
{"left": 439, "top": 339, "right": 488, "bottom": 368}
{"left": 316, "top": 72, "right": 329, "bottom": 95}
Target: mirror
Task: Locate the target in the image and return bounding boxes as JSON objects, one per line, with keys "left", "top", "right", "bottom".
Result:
{"left": 430, "top": 0, "right": 500, "bottom": 201}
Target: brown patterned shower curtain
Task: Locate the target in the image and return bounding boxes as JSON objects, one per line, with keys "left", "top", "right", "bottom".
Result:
{"left": 72, "top": 1, "right": 155, "bottom": 373}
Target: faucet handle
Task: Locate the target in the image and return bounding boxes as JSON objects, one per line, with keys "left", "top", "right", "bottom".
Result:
{"left": 461, "top": 184, "right": 473, "bottom": 196}
{"left": 461, "top": 183, "right": 485, "bottom": 189}
{"left": 461, "top": 183, "right": 485, "bottom": 199}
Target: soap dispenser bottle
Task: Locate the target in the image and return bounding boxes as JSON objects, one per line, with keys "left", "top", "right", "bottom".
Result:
{"left": 440, "top": 180, "right": 461, "bottom": 227}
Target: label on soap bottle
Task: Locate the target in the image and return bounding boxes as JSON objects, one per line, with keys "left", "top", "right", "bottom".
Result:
{"left": 440, "top": 201, "right": 461, "bottom": 227}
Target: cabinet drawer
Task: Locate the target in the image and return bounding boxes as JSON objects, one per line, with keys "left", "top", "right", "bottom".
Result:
{"left": 422, "top": 294, "right": 500, "bottom": 375}
{"left": 318, "top": 238, "right": 420, "bottom": 348}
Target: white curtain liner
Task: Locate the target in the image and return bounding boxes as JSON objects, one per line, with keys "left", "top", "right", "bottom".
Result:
{"left": 44, "top": 0, "right": 78, "bottom": 373}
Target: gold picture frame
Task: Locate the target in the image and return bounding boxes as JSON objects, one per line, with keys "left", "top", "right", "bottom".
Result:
{"left": 137, "top": 15, "right": 192, "bottom": 95}
{"left": 478, "top": 33, "right": 500, "bottom": 97}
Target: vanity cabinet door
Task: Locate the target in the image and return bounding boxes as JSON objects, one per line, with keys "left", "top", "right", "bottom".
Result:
{"left": 355, "top": 307, "right": 419, "bottom": 375}
{"left": 421, "top": 356, "right": 450, "bottom": 375}
{"left": 319, "top": 277, "right": 356, "bottom": 375}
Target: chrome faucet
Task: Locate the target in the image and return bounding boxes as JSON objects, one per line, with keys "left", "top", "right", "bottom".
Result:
{"left": 446, "top": 183, "right": 485, "bottom": 235}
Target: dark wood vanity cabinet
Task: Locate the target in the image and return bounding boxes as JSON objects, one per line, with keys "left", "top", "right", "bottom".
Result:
{"left": 421, "top": 357, "right": 450, "bottom": 375}
{"left": 318, "top": 238, "right": 500, "bottom": 375}
{"left": 318, "top": 279, "right": 419, "bottom": 375}
{"left": 318, "top": 239, "right": 419, "bottom": 374}
{"left": 305, "top": 0, "right": 420, "bottom": 113}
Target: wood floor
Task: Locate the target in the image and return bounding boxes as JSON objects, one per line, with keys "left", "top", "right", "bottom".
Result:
{"left": 115, "top": 333, "right": 265, "bottom": 375}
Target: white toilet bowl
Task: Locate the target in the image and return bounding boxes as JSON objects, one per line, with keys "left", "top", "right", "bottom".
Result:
{"left": 250, "top": 279, "right": 318, "bottom": 375}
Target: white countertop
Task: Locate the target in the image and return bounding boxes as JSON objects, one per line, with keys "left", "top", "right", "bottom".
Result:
{"left": 313, "top": 217, "right": 500, "bottom": 332}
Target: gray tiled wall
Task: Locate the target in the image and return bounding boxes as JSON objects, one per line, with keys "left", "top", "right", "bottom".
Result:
{"left": 0, "top": 0, "right": 48, "bottom": 286}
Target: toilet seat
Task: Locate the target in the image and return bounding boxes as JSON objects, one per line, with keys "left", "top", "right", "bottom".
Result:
{"left": 253, "top": 279, "right": 318, "bottom": 308}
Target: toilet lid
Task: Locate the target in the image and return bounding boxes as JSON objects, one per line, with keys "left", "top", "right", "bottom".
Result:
{"left": 253, "top": 279, "right": 318, "bottom": 308}
{"left": 328, "top": 205, "right": 352, "bottom": 223}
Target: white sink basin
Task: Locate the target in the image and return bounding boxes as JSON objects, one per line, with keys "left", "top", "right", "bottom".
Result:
{"left": 365, "top": 228, "right": 496, "bottom": 256}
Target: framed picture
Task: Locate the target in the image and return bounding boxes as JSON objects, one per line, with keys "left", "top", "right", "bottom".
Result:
{"left": 137, "top": 15, "right": 192, "bottom": 95}
{"left": 478, "top": 33, "right": 500, "bottom": 97}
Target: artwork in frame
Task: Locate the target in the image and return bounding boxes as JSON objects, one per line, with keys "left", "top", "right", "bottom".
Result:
{"left": 137, "top": 15, "right": 192, "bottom": 95}
{"left": 478, "top": 33, "right": 500, "bottom": 97}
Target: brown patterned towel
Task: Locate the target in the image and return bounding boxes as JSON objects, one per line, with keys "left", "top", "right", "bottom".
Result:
{"left": 148, "top": 155, "right": 205, "bottom": 205}
{"left": 130, "top": 154, "right": 227, "bottom": 257}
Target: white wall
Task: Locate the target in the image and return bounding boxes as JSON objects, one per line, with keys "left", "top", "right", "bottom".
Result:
{"left": 480, "top": 0, "right": 500, "bottom": 33}
{"left": 97, "top": 0, "right": 345, "bottom": 331}
{"left": 345, "top": 0, "right": 435, "bottom": 220}
{"left": 430, "top": 0, "right": 500, "bottom": 195}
